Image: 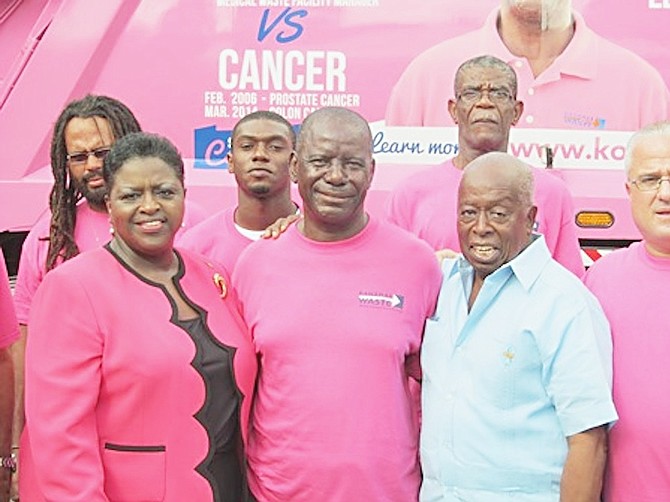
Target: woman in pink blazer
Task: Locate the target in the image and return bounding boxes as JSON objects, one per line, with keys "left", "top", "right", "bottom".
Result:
{"left": 21, "top": 133, "right": 256, "bottom": 501}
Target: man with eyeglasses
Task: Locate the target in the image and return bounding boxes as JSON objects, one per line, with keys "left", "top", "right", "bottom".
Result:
{"left": 421, "top": 151, "right": 617, "bottom": 501}
{"left": 12, "top": 94, "right": 205, "bottom": 499}
{"left": 584, "top": 121, "right": 670, "bottom": 501}
{"left": 386, "top": 0, "right": 670, "bottom": 130}
{"left": 386, "top": 55, "right": 584, "bottom": 277}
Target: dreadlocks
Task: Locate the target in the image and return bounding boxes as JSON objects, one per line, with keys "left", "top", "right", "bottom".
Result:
{"left": 46, "top": 95, "right": 141, "bottom": 270}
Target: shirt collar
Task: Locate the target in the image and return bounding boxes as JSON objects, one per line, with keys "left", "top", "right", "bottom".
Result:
{"left": 451, "top": 234, "right": 552, "bottom": 292}
{"left": 482, "top": 8, "right": 596, "bottom": 80}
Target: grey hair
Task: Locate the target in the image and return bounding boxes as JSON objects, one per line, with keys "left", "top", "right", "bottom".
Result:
{"left": 624, "top": 121, "right": 670, "bottom": 176}
{"left": 454, "top": 55, "right": 518, "bottom": 98}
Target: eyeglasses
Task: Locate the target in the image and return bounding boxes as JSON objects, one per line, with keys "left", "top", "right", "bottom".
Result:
{"left": 66, "top": 147, "right": 112, "bottom": 165}
{"left": 629, "top": 175, "right": 670, "bottom": 192}
{"left": 457, "top": 87, "right": 513, "bottom": 104}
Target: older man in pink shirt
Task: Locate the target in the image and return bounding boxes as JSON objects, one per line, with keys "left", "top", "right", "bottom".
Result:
{"left": 585, "top": 121, "right": 670, "bottom": 501}
{"left": 387, "top": 55, "right": 584, "bottom": 277}
{"left": 386, "top": 0, "right": 670, "bottom": 130}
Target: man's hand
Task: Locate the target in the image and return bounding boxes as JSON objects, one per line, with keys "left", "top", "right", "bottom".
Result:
{"left": 8, "top": 451, "right": 17, "bottom": 502}
{"left": 262, "top": 213, "right": 301, "bottom": 239}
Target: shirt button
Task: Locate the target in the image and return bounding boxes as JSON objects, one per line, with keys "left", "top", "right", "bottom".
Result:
{"left": 528, "top": 87, "right": 535, "bottom": 96}
{"left": 525, "top": 115, "right": 534, "bottom": 124}
{"left": 514, "top": 60, "right": 523, "bottom": 69}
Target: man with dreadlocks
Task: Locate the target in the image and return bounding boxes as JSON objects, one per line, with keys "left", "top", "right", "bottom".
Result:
{"left": 11, "top": 95, "right": 206, "bottom": 496}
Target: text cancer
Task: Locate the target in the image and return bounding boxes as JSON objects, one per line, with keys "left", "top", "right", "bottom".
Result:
{"left": 219, "top": 49, "right": 346, "bottom": 92}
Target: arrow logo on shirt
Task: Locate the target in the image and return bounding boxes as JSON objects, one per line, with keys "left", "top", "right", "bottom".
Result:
{"left": 358, "top": 293, "right": 404, "bottom": 310}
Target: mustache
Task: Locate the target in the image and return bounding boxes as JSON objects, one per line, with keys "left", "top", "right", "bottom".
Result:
{"left": 82, "top": 169, "right": 104, "bottom": 184}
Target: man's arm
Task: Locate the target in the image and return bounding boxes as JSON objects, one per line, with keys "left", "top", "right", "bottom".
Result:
{"left": 560, "top": 425, "right": 607, "bottom": 502}
{"left": 0, "top": 348, "right": 14, "bottom": 502}
{"left": 9, "top": 327, "right": 25, "bottom": 501}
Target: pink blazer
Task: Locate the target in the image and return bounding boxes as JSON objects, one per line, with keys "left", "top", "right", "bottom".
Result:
{"left": 21, "top": 247, "right": 256, "bottom": 501}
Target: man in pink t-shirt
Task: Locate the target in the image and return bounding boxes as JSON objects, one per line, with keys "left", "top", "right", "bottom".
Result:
{"left": 0, "top": 250, "right": 19, "bottom": 499}
{"left": 386, "top": 55, "right": 584, "bottom": 277}
{"left": 234, "top": 107, "right": 442, "bottom": 501}
{"left": 178, "top": 111, "right": 299, "bottom": 273}
{"left": 585, "top": 122, "right": 670, "bottom": 501}
{"left": 386, "top": 1, "right": 670, "bottom": 130}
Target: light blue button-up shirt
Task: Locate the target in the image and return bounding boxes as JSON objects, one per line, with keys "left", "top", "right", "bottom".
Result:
{"left": 420, "top": 236, "right": 617, "bottom": 502}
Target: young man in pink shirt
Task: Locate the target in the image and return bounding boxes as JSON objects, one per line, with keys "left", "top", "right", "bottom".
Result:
{"left": 386, "top": 0, "right": 670, "bottom": 130}
{"left": 234, "top": 107, "right": 442, "bottom": 501}
{"left": 585, "top": 121, "right": 670, "bottom": 501}
{"left": 386, "top": 55, "right": 584, "bottom": 277}
{"left": 178, "top": 111, "right": 299, "bottom": 273}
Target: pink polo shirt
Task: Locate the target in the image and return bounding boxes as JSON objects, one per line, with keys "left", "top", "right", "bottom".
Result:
{"left": 585, "top": 242, "right": 670, "bottom": 501}
{"left": 386, "top": 158, "right": 584, "bottom": 277}
{"left": 385, "top": 9, "right": 670, "bottom": 131}
{"left": 14, "top": 200, "right": 207, "bottom": 324}
{"left": 177, "top": 207, "right": 253, "bottom": 274}
{"left": 0, "top": 249, "right": 19, "bottom": 349}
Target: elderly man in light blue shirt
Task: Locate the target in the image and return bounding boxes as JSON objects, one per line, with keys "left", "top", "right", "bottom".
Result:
{"left": 420, "top": 152, "right": 617, "bottom": 501}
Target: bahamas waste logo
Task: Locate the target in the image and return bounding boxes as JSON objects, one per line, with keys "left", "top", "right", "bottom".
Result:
{"left": 358, "top": 292, "right": 405, "bottom": 311}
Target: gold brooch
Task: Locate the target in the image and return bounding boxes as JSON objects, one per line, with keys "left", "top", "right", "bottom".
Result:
{"left": 502, "top": 348, "right": 515, "bottom": 365}
{"left": 213, "top": 273, "right": 227, "bottom": 299}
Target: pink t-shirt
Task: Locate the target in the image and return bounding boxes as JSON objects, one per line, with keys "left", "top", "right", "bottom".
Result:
{"left": 0, "top": 249, "right": 19, "bottom": 349}
{"left": 386, "top": 158, "right": 584, "bottom": 277}
{"left": 14, "top": 200, "right": 207, "bottom": 324}
{"left": 585, "top": 242, "right": 670, "bottom": 502}
{"left": 386, "top": 9, "right": 670, "bottom": 130}
{"left": 177, "top": 207, "right": 251, "bottom": 274}
{"left": 233, "top": 218, "right": 442, "bottom": 502}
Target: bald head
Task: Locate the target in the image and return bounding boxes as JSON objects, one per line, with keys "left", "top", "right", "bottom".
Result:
{"left": 292, "top": 107, "right": 375, "bottom": 242}
{"left": 461, "top": 152, "right": 534, "bottom": 207}
{"left": 297, "top": 107, "right": 372, "bottom": 156}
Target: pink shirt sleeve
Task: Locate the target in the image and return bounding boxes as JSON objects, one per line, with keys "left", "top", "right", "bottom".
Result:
{"left": 13, "top": 213, "right": 50, "bottom": 325}
{"left": 0, "top": 250, "right": 19, "bottom": 348}
{"left": 533, "top": 170, "right": 584, "bottom": 278}
{"left": 25, "top": 268, "right": 107, "bottom": 501}
{"left": 179, "top": 199, "right": 209, "bottom": 237}
{"left": 385, "top": 183, "right": 413, "bottom": 231}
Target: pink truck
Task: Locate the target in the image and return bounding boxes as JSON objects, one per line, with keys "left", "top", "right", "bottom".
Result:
{"left": 2, "top": 0, "right": 669, "bottom": 272}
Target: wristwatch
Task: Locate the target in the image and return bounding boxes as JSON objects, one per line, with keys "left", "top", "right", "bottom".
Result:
{"left": 0, "top": 453, "right": 16, "bottom": 473}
